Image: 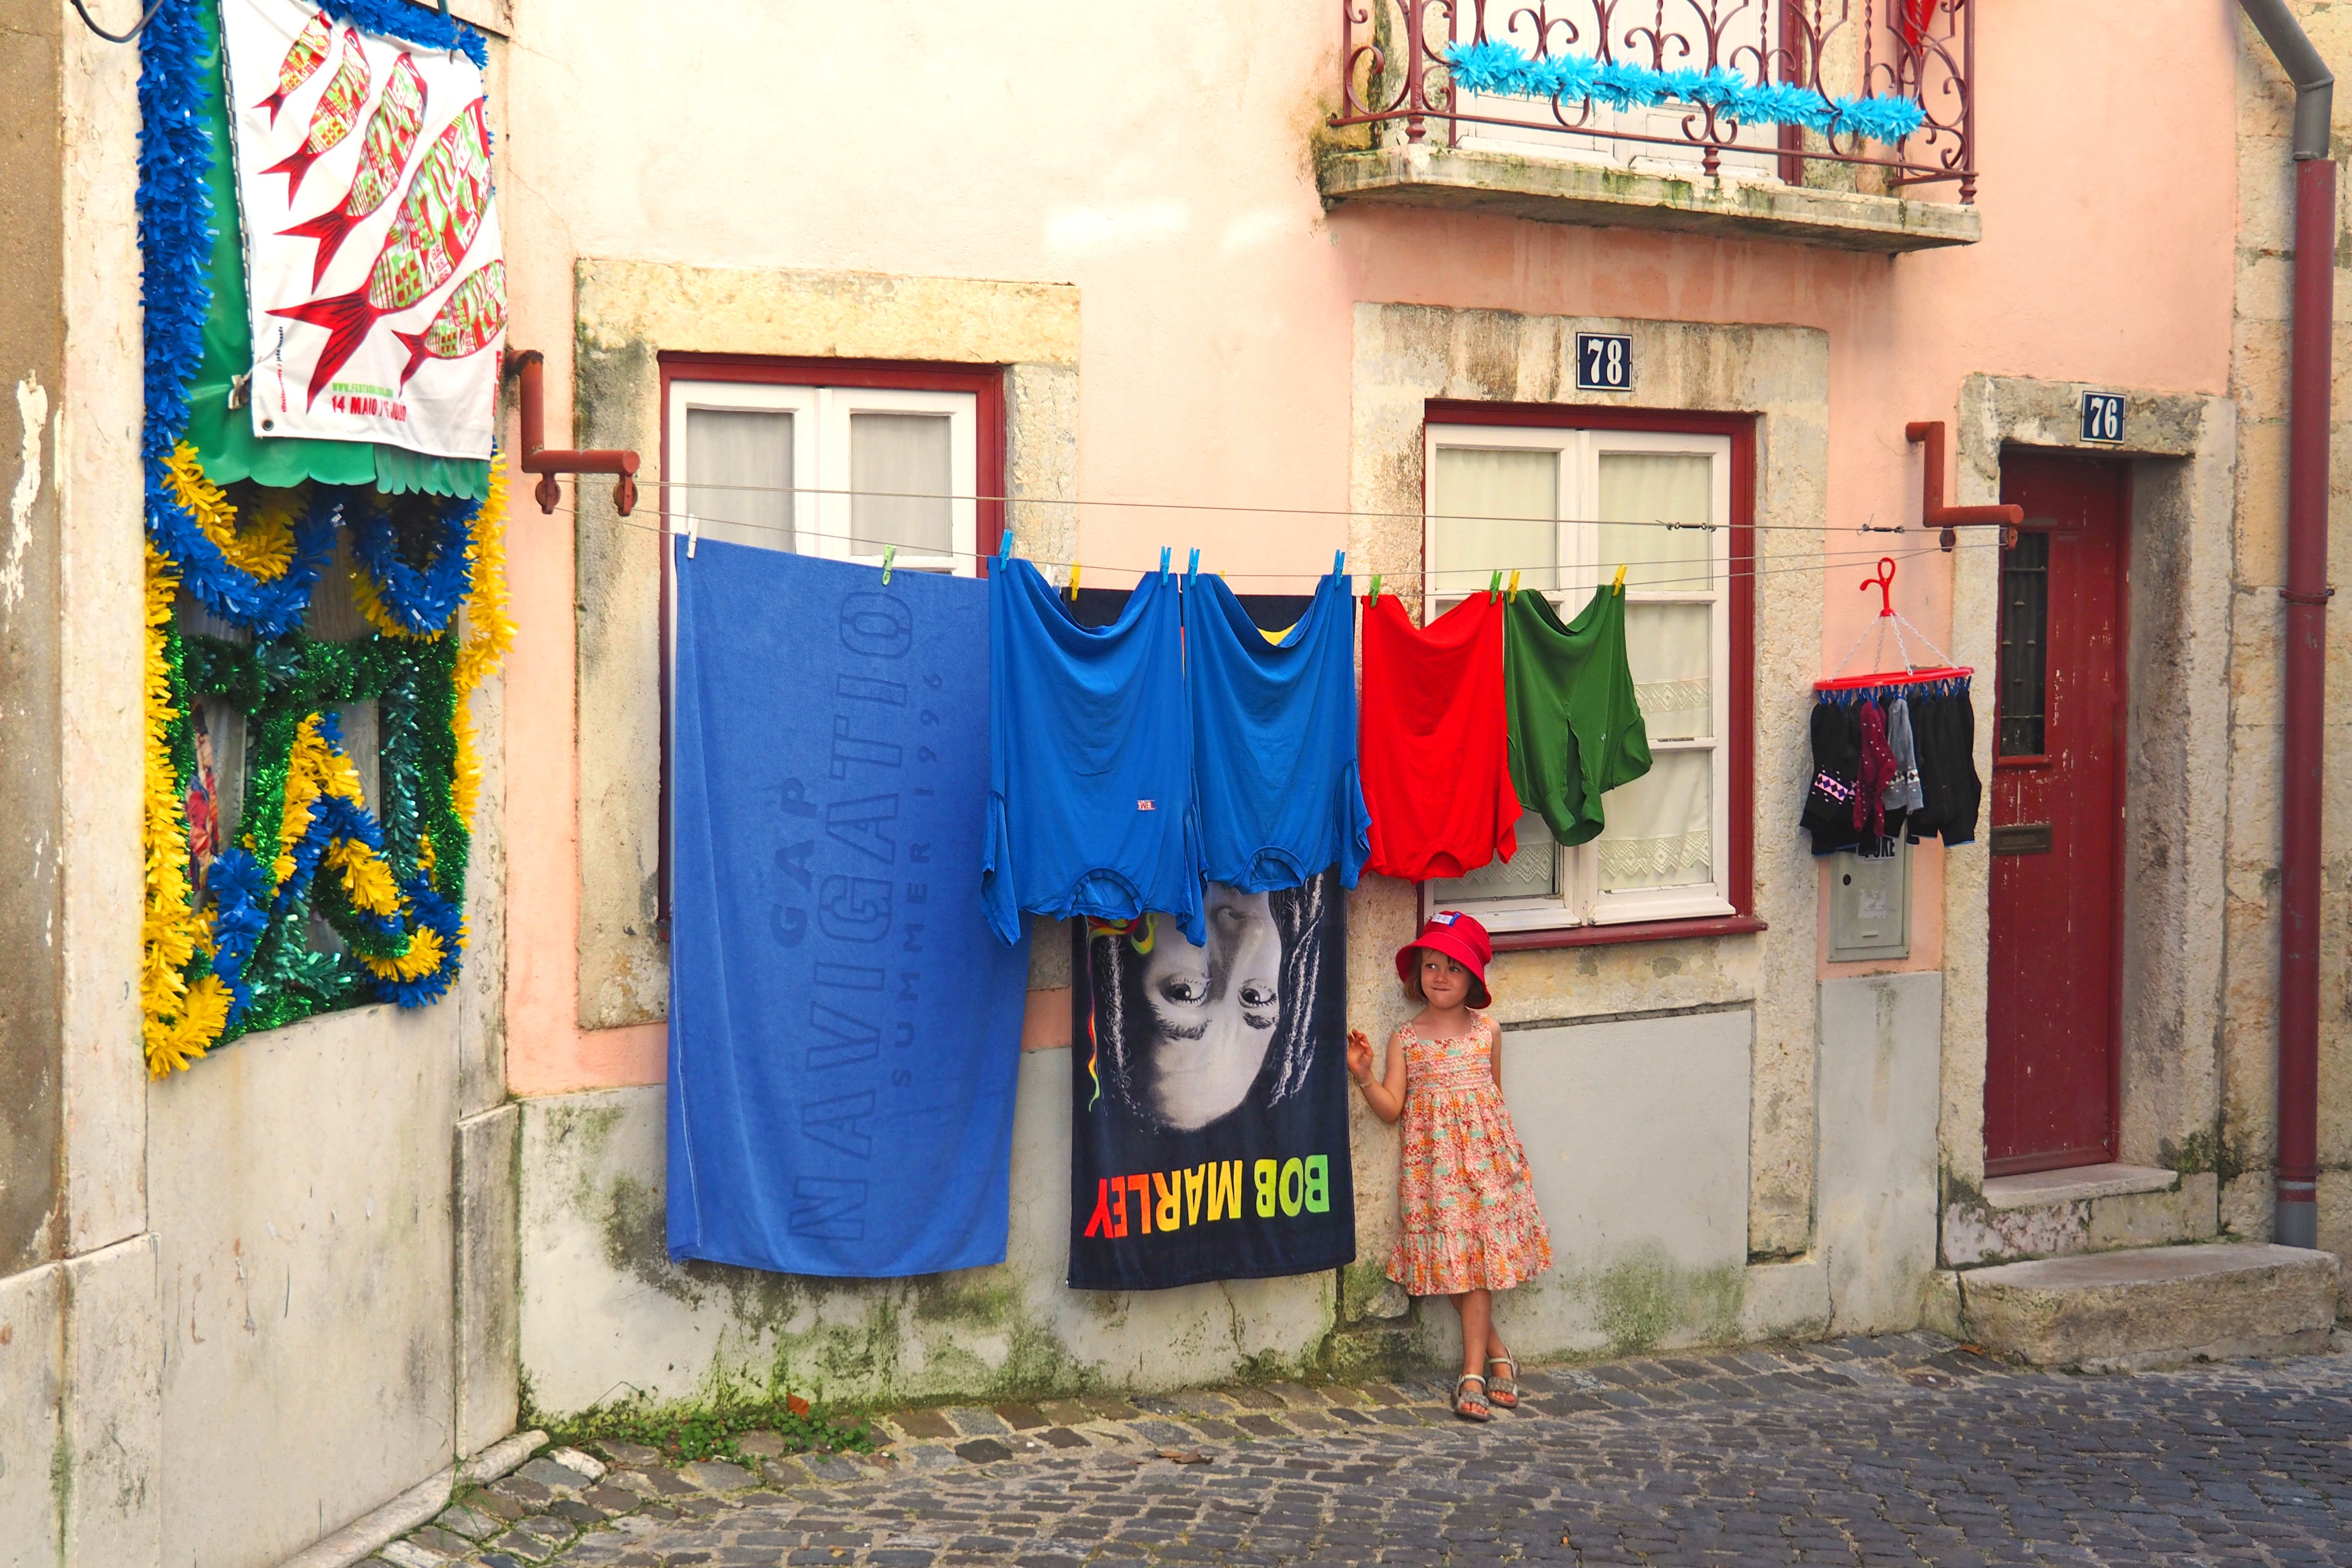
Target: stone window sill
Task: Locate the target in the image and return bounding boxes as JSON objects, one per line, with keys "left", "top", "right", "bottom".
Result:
{"left": 1317, "top": 144, "right": 1980, "bottom": 255}
{"left": 1981, "top": 1163, "right": 2180, "bottom": 1211}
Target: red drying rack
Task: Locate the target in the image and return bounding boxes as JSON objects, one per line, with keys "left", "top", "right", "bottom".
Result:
{"left": 1813, "top": 556, "right": 1972, "bottom": 693}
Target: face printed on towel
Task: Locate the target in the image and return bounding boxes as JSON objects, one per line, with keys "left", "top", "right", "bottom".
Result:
{"left": 1136, "top": 885, "right": 1282, "bottom": 1132}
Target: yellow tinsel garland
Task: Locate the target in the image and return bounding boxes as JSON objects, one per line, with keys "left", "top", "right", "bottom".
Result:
{"left": 452, "top": 460, "right": 514, "bottom": 825}
{"left": 141, "top": 543, "right": 232, "bottom": 1078}
{"left": 165, "top": 443, "right": 297, "bottom": 579}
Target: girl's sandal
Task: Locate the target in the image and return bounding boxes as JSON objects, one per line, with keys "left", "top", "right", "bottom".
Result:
{"left": 1485, "top": 1355, "right": 1520, "bottom": 1410}
{"left": 1451, "top": 1374, "right": 1492, "bottom": 1423}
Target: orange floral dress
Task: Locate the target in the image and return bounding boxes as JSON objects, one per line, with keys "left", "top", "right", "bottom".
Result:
{"left": 1386, "top": 1013, "right": 1552, "bottom": 1296}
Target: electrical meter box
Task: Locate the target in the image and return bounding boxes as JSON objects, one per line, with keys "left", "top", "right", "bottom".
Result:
{"left": 1827, "top": 839, "right": 1911, "bottom": 961}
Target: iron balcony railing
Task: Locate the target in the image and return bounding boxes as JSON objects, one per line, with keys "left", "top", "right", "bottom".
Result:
{"left": 1333, "top": 1, "right": 1979, "bottom": 201}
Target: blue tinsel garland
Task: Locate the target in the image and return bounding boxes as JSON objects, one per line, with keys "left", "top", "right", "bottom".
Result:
{"left": 158, "top": 480, "right": 344, "bottom": 638}
{"left": 318, "top": 0, "right": 488, "bottom": 67}
{"left": 375, "top": 875, "right": 464, "bottom": 1008}
{"left": 1444, "top": 42, "right": 1928, "bottom": 144}
{"left": 347, "top": 489, "right": 480, "bottom": 636}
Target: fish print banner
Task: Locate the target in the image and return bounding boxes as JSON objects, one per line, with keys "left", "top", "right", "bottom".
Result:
{"left": 1069, "top": 872, "right": 1357, "bottom": 1291}
{"left": 221, "top": 0, "right": 506, "bottom": 460}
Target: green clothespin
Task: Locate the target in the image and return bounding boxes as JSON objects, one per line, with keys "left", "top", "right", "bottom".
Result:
{"left": 1367, "top": 574, "right": 1381, "bottom": 606}
{"left": 1488, "top": 569, "right": 1503, "bottom": 602}
{"left": 880, "top": 544, "right": 896, "bottom": 585}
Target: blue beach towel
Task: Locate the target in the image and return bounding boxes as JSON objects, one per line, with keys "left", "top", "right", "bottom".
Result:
{"left": 1184, "top": 570, "right": 1370, "bottom": 891}
{"left": 668, "top": 540, "right": 1029, "bottom": 1278}
{"left": 983, "top": 557, "right": 1203, "bottom": 946}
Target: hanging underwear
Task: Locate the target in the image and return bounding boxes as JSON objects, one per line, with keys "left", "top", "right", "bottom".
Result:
{"left": 984, "top": 558, "right": 1204, "bottom": 946}
{"left": 1359, "top": 592, "right": 1522, "bottom": 882}
{"left": 1185, "top": 569, "right": 1370, "bottom": 891}
{"left": 1503, "top": 584, "right": 1653, "bottom": 847}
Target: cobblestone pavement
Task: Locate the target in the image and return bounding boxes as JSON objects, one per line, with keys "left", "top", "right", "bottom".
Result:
{"left": 381, "top": 1334, "right": 2352, "bottom": 1567}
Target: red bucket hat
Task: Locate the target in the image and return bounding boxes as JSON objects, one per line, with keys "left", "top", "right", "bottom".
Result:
{"left": 1394, "top": 911, "right": 1493, "bottom": 1009}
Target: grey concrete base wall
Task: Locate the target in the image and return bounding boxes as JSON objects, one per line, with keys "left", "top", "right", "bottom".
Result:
{"left": 517, "top": 1055, "right": 1334, "bottom": 1416}
{"left": 148, "top": 1007, "right": 464, "bottom": 1568}
{"left": 1484, "top": 1010, "right": 1753, "bottom": 1361}
{"left": 1818, "top": 974, "right": 1942, "bottom": 1335}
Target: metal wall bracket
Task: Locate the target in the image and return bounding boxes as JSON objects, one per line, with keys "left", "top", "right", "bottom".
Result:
{"left": 502, "top": 349, "right": 640, "bottom": 516}
{"left": 1905, "top": 420, "right": 2023, "bottom": 550}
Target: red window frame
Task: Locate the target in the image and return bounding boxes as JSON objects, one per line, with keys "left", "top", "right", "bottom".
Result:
{"left": 1423, "top": 400, "right": 1763, "bottom": 950}
{"left": 655, "top": 354, "right": 1007, "bottom": 928}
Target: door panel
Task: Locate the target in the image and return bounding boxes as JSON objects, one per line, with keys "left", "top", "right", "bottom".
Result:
{"left": 1985, "top": 456, "right": 2125, "bottom": 1174}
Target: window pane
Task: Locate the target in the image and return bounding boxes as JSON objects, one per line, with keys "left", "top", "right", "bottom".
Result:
{"left": 1432, "top": 448, "right": 1557, "bottom": 600}
{"left": 1598, "top": 453, "right": 1712, "bottom": 590}
{"left": 851, "top": 412, "right": 952, "bottom": 555}
{"left": 687, "top": 407, "right": 793, "bottom": 552}
{"left": 1427, "top": 809, "right": 1558, "bottom": 904}
{"left": 1596, "top": 749, "right": 1712, "bottom": 891}
{"left": 1997, "top": 531, "right": 2049, "bottom": 755}
{"left": 1627, "top": 601, "right": 1711, "bottom": 742}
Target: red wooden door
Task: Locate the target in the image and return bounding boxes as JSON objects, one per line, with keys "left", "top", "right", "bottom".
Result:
{"left": 1984, "top": 456, "right": 2126, "bottom": 1174}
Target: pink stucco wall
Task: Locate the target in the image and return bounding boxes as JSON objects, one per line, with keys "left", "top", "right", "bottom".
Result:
{"left": 495, "top": 2, "right": 2241, "bottom": 1093}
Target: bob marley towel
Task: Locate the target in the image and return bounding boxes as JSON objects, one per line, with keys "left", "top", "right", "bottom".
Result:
{"left": 1069, "top": 871, "right": 1356, "bottom": 1289}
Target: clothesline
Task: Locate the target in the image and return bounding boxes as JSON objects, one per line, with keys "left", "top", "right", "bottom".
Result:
{"left": 564, "top": 501, "right": 1999, "bottom": 594}
{"left": 639, "top": 479, "right": 1915, "bottom": 538}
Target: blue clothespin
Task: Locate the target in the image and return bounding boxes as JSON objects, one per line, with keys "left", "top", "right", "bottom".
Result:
{"left": 1159, "top": 547, "right": 1170, "bottom": 584}
{"left": 1186, "top": 548, "right": 1200, "bottom": 588}
{"left": 880, "top": 544, "right": 896, "bottom": 585}
{"left": 1333, "top": 549, "right": 1345, "bottom": 581}
{"left": 999, "top": 528, "right": 1014, "bottom": 562}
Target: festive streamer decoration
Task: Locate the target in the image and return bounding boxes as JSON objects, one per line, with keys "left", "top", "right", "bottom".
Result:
{"left": 136, "top": 0, "right": 505, "bottom": 1073}
{"left": 1443, "top": 41, "right": 1929, "bottom": 143}
{"left": 348, "top": 487, "right": 478, "bottom": 637}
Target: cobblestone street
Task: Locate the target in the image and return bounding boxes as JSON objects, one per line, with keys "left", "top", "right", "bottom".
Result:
{"left": 380, "top": 1335, "right": 2352, "bottom": 1568}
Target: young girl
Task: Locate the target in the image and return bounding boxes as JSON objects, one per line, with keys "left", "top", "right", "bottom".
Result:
{"left": 1346, "top": 911, "right": 1552, "bottom": 1422}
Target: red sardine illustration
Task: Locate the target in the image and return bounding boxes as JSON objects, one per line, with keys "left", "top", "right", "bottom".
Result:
{"left": 391, "top": 261, "right": 505, "bottom": 389}
{"left": 280, "top": 52, "right": 428, "bottom": 289}
{"left": 260, "top": 29, "right": 371, "bottom": 204}
{"left": 254, "top": 11, "right": 333, "bottom": 128}
{"left": 270, "top": 99, "right": 494, "bottom": 409}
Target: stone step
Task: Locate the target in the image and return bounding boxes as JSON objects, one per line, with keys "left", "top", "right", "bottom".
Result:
{"left": 1958, "top": 1242, "right": 2340, "bottom": 1371}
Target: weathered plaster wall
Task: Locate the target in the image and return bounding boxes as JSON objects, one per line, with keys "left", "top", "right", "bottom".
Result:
{"left": 2226, "top": 6, "right": 2352, "bottom": 1259}
{"left": 517, "top": 1057, "right": 1334, "bottom": 1415}
{"left": 1817, "top": 973, "right": 1941, "bottom": 1334}
{"left": 0, "top": 0, "right": 67, "bottom": 1281}
{"left": 1346, "top": 307, "right": 1827, "bottom": 1262}
{"left": 148, "top": 1007, "right": 460, "bottom": 1568}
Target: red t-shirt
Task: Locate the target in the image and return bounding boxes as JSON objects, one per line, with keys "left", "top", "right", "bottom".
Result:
{"left": 1359, "top": 593, "right": 1521, "bottom": 881}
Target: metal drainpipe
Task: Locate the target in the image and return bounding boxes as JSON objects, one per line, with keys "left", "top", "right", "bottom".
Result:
{"left": 2239, "top": 0, "right": 2335, "bottom": 1252}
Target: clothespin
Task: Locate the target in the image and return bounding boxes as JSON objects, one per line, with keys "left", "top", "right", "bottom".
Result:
{"left": 1488, "top": 569, "right": 1503, "bottom": 602}
{"left": 1368, "top": 574, "right": 1381, "bottom": 606}
{"left": 880, "top": 544, "right": 896, "bottom": 585}
{"left": 1187, "top": 547, "right": 1200, "bottom": 587}
{"left": 999, "top": 528, "right": 1014, "bottom": 561}
{"left": 1507, "top": 569, "right": 1522, "bottom": 603}
{"left": 1066, "top": 562, "right": 1081, "bottom": 603}
{"left": 1333, "top": 549, "right": 1346, "bottom": 580}
{"left": 1612, "top": 562, "right": 1627, "bottom": 594}
{"left": 1159, "top": 547, "right": 1170, "bottom": 584}
{"left": 686, "top": 512, "right": 699, "bottom": 559}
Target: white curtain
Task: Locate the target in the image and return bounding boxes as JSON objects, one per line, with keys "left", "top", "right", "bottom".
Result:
{"left": 1597, "top": 452, "right": 1711, "bottom": 591}
{"left": 1627, "top": 601, "right": 1711, "bottom": 742}
{"left": 1597, "top": 749, "right": 1712, "bottom": 891}
{"left": 851, "top": 412, "right": 953, "bottom": 555}
{"left": 687, "top": 407, "right": 793, "bottom": 552}
{"left": 1432, "top": 447, "right": 1558, "bottom": 602}
{"left": 1428, "top": 808, "right": 1558, "bottom": 905}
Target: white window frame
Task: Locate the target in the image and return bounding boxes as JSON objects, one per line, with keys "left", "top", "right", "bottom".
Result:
{"left": 664, "top": 380, "right": 978, "bottom": 576}
{"left": 1423, "top": 423, "right": 1734, "bottom": 932}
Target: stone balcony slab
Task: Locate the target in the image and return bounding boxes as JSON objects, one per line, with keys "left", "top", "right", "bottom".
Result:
{"left": 1318, "top": 143, "right": 1980, "bottom": 254}
{"left": 1959, "top": 1242, "right": 2340, "bottom": 1371}
{"left": 1982, "top": 1163, "right": 2179, "bottom": 1209}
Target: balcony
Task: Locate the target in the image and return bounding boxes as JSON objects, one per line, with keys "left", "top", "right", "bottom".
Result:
{"left": 1321, "top": 1, "right": 1982, "bottom": 254}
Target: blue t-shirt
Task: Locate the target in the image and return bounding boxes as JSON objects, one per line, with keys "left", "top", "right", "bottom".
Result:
{"left": 1185, "top": 569, "right": 1370, "bottom": 892}
{"left": 983, "top": 558, "right": 1203, "bottom": 946}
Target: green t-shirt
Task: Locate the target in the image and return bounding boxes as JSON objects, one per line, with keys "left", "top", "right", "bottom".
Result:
{"left": 1503, "top": 584, "right": 1652, "bottom": 847}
